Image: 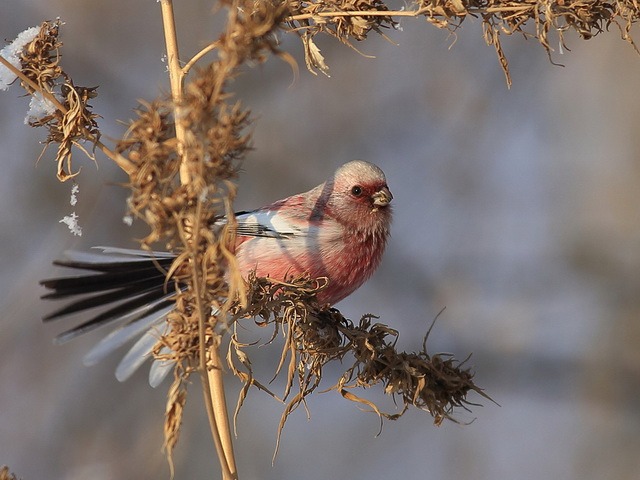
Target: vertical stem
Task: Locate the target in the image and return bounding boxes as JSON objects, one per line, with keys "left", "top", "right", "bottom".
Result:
{"left": 159, "top": 0, "right": 190, "bottom": 185}
{"left": 159, "top": 2, "right": 238, "bottom": 479}
{"left": 208, "top": 350, "right": 238, "bottom": 474}
{"left": 191, "top": 196, "right": 238, "bottom": 479}
{"left": 193, "top": 267, "right": 237, "bottom": 480}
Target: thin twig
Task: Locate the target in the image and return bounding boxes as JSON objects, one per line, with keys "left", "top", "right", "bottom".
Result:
{"left": 183, "top": 41, "right": 220, "bottom": 77}
{"left": 286, "top": 8, "right": 430, "bottom": 22}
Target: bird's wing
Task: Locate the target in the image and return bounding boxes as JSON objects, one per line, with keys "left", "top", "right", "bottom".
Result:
{"left": 217, "top": 209, "right": 308, "bottom": 239}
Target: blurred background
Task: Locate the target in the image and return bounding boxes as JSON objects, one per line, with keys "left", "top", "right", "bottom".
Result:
{"left": 2, "top": 1, "right": 640, "bottom": 479}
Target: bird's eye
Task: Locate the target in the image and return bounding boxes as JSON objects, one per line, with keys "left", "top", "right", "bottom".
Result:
{"left": 351, "top": 185, "right": 363, "bottom": 196}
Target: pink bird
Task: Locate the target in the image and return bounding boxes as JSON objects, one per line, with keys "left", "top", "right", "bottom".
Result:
{"left": 41, "top": 160, "right": 393, "bottom": 385}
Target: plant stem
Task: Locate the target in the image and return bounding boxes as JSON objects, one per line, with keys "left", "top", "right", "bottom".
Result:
{"left": 183, "top": 41, "right": 220, "bottom": 77}
{"left": 159, "top": 2, "right": 238, "bottom": 478}
{"left": 208, "top": 346, "right": 238, "bottom": 476}
{"left": 285, "top": 8, "right": 430, "bottom": 22}
{"left": 159, "top": 0, "right": 190, "bottom": 185}
{"left": 190, "top": 199, "right": 237, "bottom": 480}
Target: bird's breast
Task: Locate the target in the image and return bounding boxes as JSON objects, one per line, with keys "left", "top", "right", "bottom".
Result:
{"left": 234, "top": 224, "right": 388, "bottom": 305}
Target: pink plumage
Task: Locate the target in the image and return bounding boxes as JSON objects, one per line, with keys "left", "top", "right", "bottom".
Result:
{"left": 41, "top": 160, "right": 393, "bottom": 384}
{"left": 233, "top": 160, "right": 393, "bottom": 304}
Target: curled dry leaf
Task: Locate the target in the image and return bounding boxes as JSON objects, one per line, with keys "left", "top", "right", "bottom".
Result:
{"left": 302, "top": 33, "right": 330, "bottom": 75}
{"left": 164, "top": 376, "right": 188, "bottom": 478}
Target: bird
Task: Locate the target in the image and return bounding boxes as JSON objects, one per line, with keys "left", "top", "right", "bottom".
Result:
{"left": 40, "top": 160, "right": 393, "bottom": 386}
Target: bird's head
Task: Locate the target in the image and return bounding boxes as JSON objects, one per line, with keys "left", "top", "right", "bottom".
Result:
{"left": 320, "top": 160, "right": 393, "bottom": 232}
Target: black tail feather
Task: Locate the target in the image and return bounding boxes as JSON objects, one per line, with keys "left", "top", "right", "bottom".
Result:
{"left": 40, "top": 258, "right": 173, "bottom": 298}
{"left": 51, "top": 257, "right": 173, "bottom": 272}
{"left": 54, "top": 296, "right": 175, "bottom": 344}
{"left": 40, "top": 270, "right": 168, "bottom": 299}
{"left": 42, "top": 282, "right": 170, "bottom": 321}
{"left": 41, "top": 250, "right": 178, "bottom": 342}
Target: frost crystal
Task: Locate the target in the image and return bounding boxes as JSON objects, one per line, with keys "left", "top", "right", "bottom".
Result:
{"left": 70, "top": 184, "right": 79, "bottom": 206}
{"left": 59, "top": 212, "right": 83, "bottom": 236}
{"left": 0, "top": 26, "right": 40, "bottom": 90}
{"left": 25, "top": 91, "right": 57, "bottom": 124}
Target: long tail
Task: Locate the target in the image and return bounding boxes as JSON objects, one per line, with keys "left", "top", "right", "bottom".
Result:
{"left": 40, "top": 247, "right": 179, "bottom": 386}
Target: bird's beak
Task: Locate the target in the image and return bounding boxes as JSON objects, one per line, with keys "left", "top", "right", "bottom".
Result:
{"left": 372, "top": 186, "right": 393, "bottom": 208}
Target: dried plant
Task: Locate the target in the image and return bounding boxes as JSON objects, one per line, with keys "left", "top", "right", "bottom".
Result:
{"left": 227, "top": 274, "right": 489, "bottom": 459}
{"left": 0, "top": 20, "right": 133, "bottom": 179}
{"left": 3, "top": 0, "right": 638, "bottom": 478}
{"left": 286, "top": 0, "right": 640, "bottom": 84}
{"left": 0, "top": 466, "right": 19, "bottom": 480}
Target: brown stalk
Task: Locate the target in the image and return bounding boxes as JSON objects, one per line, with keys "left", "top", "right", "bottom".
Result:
{"left": 159, "top": 1, "right": 237, "bottom": 479}
{"left": 286, "top": 8, "right": 429, "bottom": 21}
{"left": 183, "top": 41, "right": 221, "bottom": 76}
{"left": 160, "top": 0, "right": 190, "bottom": 185}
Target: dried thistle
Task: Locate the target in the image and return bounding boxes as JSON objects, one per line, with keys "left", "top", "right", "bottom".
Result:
{"left": 227, "top": 274, "right": 488, "bottom": 458}
{"left": 288, "top": 0, "right": 397, "bottom": 41}
{"left": 14, "top": 20, "right": 101, "bottom": 180}
{"left": 128, "top": 2, "right": 297, "bottom": 474}
{"left": 17, "top": 20, "right": 63, "bottom": 92}
{"left": 286, "top": 0, "right": 640, "bottom": 83}
{"left": 116, "top": 100, "right": 181, "bottom": 247}
{"left": 287, "top": 0, "right": 398, "bottom": 74}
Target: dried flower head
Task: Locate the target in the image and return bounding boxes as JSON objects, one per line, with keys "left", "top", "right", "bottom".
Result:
{"left": 116, "top": 100, "right": 181, "bottom": 247}
{"left": 226, "top": 274, "right": 488, "bottom": 457}
{"left": 1, "top": 20, "right": 102, "bottom": 180}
